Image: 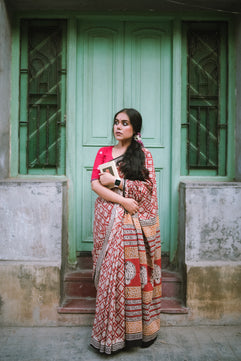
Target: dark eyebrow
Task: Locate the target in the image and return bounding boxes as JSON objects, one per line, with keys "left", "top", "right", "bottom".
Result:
{"left": 114, "top": 118, "right": 130, "bottom": 123}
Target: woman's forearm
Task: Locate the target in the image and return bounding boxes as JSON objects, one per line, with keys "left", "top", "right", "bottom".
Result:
{"left": 91, "top": 180, "right": 124, "bottom": 205}
{"left": 92, "top": 179, "right": 139, "bottom": 215}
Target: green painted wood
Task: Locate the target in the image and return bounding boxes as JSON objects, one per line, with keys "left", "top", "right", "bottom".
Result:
{"left": 170, "top": 19, "right": 182, "bottom": 262}
{"left": 10, "top": 19, "right": 21, "bottom": 177}
{"left": 76, "top": 21, "right": 124, "bottom": 253}
{"left": 66, "top": 18, "right": 78, "bottom": 265}
{"left": 19, "top": 22, "right": 28, "bottom": 174}
{"left": 76, "top": 20, "right": 172, "bottom": 254}
{"left": 124, "top": 21, "right": 172, "bottom": 255}
{"left": 226, "top": 21, "right": 236, "bottom": 181}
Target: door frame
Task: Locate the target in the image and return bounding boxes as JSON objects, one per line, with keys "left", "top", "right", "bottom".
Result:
{"left": 66, "top": 15, "right": 182, "bottom": 264}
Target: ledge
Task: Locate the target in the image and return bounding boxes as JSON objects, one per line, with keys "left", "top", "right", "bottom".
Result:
{"left": 0, "top": 177, "right": 68, "bottom": 185}
{"left": 0, "top": 260, "right": 62, "bottom": 267}
{"left": 186, "top": 261, "right": 241, "bottom": 268}
{"left": 180, "top": 181, "right": 241, "bottom": 189}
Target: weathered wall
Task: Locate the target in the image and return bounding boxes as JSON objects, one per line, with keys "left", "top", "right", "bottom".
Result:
{"left": 0, "top": 181, "right": 67, "bottom": 326}
{"left": 179, "top": 182, "right": 241, "bottom": 324}
{"left": 186, "top": 264, "right": 241, "bottom": 322}
{"left": 0, "top": 263, "right": 61, "bottom": 326}
{"left": 0, "top": 0, "right": 11, "bottom": 179}
{"left": 0, "top": 181, "right": 64, "bottom": 262}
{"left": 183, "top": 183, "right": 241, "bottom": 262}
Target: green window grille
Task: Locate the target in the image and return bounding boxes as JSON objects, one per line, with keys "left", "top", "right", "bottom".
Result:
{"left": 181, "top": 22, "right": 228, "bottom": 176}
{"left": 19, "top": 20, "right": 66, "bottom": 175}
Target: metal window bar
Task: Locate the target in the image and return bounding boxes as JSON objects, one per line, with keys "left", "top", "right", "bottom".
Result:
{"left": 187, "top": 26, "right": 221, "bottom": 173}
{"left": 25, "top": 23, "right": 65, "bottom": 172}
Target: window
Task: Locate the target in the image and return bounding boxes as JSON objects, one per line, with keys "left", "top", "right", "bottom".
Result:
{"left": 181, "top": 22, "right": 228, "bottom": 176}
{"left": 19, "top": 20, "right": 66, "bottom": 175}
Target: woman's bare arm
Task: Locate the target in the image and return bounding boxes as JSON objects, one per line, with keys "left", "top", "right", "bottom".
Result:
{"left": 91, "top": 179, "right": 139, "bottom": 214}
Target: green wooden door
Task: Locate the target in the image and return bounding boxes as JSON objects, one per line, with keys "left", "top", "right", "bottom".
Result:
{"left": 76, "top": 20, "right": 172, "bottom": 255}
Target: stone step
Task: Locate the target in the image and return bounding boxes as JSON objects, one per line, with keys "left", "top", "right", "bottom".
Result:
{"left": 58, "top": 297, "right": 188, "bottom": 314}
{"left": 63, "top": 269, "right": 183, "bottom": 299}
{"left": 160, "top": 299, "right": 188, "bottom": 314}
{"left": 58, "top": 255, "right": 188, "bottom": 315}
{"left": 64, "top": 271, "right": 96, "bottom": 299}
{"left": 58, "top": 298, "right": 96, "bottom": 314}
{"left": 162, "top": 270, "right": 183, "bottom": 299}
{"left": 76, "top": 254, "right": 171, "bottom": 269}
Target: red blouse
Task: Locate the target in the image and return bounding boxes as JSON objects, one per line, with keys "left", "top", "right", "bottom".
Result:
{"left": 91, "top": 146, "right": 114, "bottom": 181}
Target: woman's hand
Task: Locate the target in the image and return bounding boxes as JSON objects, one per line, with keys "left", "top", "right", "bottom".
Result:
{"left": 91, "top": 179, "right": 138, "bottom": 214}
{"left": 99, "top": 172, "right": 115, "bottom": 188}
{"left": 121, "top": 197, "right": 139, "bottom": 215}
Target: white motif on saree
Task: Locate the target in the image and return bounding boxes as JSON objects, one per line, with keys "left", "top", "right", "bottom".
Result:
{"left": 125, "top": 261, "right": 136, "bottom": 285}
{"left": 140, "top": 265, "right": 148, "bottom": 288}
{"left": 153, "top": 264, "right": 161, "bottom": 284}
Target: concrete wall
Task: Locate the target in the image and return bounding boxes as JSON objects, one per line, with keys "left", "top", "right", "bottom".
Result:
{"left": 0, "top": 0, "right": 11, "bottom": 179}
{"left": 179, "top": 182, "right": 241, "bottom": 324}
{"left": 0, "top": 181, "right": 67, "bottom": 326}
{"left": 0, "top": 181, "right": 64, "bottom": 262}
{"left": 0, "top": 262, "right": 61, "bottom": 326}
{"left": 183, "top": 183, "right": 241, "bottom": 262}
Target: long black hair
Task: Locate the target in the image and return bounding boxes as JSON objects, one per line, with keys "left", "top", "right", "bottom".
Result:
{"left": 114, "top": 108, "right": 149, "bottom": 181}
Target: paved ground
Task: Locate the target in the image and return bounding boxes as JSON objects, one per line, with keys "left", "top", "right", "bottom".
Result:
{"left": 0, "top": 326, "right": 241, "bottom": 361}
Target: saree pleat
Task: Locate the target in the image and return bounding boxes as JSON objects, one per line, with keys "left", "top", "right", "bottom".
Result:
{"left": 123, "top": 213, "right": 161, "bottom": 343}
{"left": 90, "top": 148, "right": 161, "bottom": 354}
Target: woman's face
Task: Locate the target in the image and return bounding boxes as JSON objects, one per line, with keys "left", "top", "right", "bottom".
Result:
{"left": 113, "top": 112, "right": 134, "bottom": 143}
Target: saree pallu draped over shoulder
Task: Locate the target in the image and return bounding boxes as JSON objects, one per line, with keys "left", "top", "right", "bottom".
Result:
{"left": 90, "top": 148, "right": 162, "bottom": 355}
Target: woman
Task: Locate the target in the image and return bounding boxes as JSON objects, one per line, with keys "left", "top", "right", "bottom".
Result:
{"left": 90, "top": 108, "right": 162, "bottom": 354}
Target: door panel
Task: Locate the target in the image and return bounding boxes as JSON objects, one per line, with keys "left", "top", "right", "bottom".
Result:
{"left": 76, "top": 21, "right": 172, "bottom": 254}
{"left": 76, "top": 21, "right": 124, "bottom": 251}
{"left": 124, "top": 22, "right": 172, "bottom": 253}
{"left": 79, "top": 22, "right": 124, "bottom": 146}
{"left": 125, "top": 23, "right": 168, "bottom": 147}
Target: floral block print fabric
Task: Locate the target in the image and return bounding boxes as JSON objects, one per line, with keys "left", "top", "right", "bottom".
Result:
{"left": 90, "top": 148, "right": 161, "bottom": 354}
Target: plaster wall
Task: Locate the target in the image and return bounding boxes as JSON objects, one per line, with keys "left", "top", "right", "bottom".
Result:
{"left": 0, "top": 263, "right": 61, "bottom": 326}
{"left": 186, "top": 263, "right": 241, "bottom": 323}
{"left": 0, "top": 181, "right": 64, "bottom": 262}
{"left": 179, "top": 182, "right": 241, "bottom": 323}
{"left": 182, "top": 183, "right": 241, "bottom": 262}
{"left": 0, "top": 181, "right": 67, "bottom": 326}
{"left": 0, "top": 0, "right": 11, "bottom": 179}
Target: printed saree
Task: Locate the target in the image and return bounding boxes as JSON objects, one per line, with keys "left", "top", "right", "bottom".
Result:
{"left": 90, "top": 148, "right": 161, "bottom": 354}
